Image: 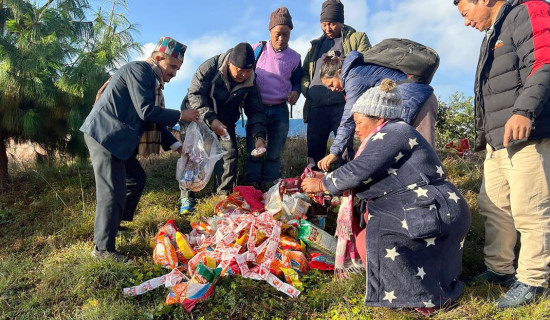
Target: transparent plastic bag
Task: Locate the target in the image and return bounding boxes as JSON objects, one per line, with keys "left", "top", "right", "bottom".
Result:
{"left": 176, "top": 122, "right": 225, "bottom": 192}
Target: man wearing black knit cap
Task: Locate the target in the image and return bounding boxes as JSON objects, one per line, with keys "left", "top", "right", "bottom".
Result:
{"left": 177, "top": 43, "right": 267, "bottom": 214}
{"left": 301, "top": 0, "right": 371, "bottom": 170}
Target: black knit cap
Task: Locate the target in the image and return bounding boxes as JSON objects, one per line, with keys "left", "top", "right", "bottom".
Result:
{"left": 229, "top": 42, "right": 255, "bottom": 69}
{"left": 320, "top": 0, "right": 344, "bottom": 23}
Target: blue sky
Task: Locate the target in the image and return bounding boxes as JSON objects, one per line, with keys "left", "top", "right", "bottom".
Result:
{"left": 124, "top": 0, "right": 484, "bottom": 118}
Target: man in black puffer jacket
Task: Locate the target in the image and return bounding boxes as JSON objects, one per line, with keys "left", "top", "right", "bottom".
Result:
{"left": 454, "top": 0, "right": 550, "bottom": 309}
{"left": 178, "top": 43, "right": 267, "bottom": 214}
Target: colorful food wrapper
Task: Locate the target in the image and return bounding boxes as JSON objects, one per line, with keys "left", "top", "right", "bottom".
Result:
{"left": 153, "top": 232, "right": 179, "bottom": 270}
{"left": 166, "top": 263, "right": 223, "bottom": 312}
{"left": 297, "top": 219, "right": 337, "bottom": 257}
{"left": 123, "top": 268, "right": 188, "bottom": 297}
{"left": 309, "top": 252, "right": 335, "bottom": 271}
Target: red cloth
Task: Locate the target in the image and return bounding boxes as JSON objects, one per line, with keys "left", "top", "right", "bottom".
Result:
{"left": 233, "top": 186, "right": 264, "bottom": 213}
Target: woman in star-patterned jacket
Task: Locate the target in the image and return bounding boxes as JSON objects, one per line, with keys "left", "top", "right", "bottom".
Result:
{"left": 303, "top": 79, "right": 471, "bottom": 311}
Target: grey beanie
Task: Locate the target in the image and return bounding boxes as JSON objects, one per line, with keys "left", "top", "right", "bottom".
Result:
{"left": 351, "top": 79, "right": 402, "bottom": 119}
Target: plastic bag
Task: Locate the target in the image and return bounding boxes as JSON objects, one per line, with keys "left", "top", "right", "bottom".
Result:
{"left": 177, "top": 122, "right": 225, "bottom": 192}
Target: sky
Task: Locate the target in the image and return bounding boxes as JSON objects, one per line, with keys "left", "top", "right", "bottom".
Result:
{"left": 122, "top": 0, "right": 485, "bottom": 118}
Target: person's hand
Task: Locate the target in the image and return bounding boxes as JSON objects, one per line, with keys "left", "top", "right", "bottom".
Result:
{"left": 180, "top": 109, "right": 200, "bottom": 123}
{"left": 251, "top": 138, "right": 267, "bottom": 157}
{"left": 503, "top": 114, "right": 532, "bottom": 148}
{"left": 255, "top": 137, "right": 266, "bottom": 149}
{"left": 210, "top": 119, "right": 227, "bottom": 137}
{"left": 301, "top": 177, "right": 325, "bottom": 193}
{"left": 175, "top": 146, "right": 183, "bottom": 155}
{"left": 318, "top": 154, "right": 339, "bottom": 171}
{"left": 287, "top": 90, "right": 300, "bottom": 106}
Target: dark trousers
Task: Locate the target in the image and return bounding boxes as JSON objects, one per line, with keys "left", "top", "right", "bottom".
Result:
{"left": 84, "top": 134, "right": 146, "bottom": 251}
{"left": 245, "top": 103, "right": 289, "bottom": 185}
{"left": 306, "top": 105, "right": 354, "bottom": 169}
{"left": 179, "top": 126, "right": 238, "bottom": 198}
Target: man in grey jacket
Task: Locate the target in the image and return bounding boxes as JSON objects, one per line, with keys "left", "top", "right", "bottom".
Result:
{"left": 455, "top": 0, "right": 550, "bottom": 308}
{"left": 80, "top": 36, "right": 199, "bottom": 262}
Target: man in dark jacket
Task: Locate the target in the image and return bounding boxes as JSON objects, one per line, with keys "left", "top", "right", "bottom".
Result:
{"left": 80, "top": 37, "right": 199, "bottom": 261}
{"left": 179, "top": 43, "right": 267, "bottom": 213}
{"left": 301, "top": 0, "right": 371, "bottom": 169}
{"left": 455, "top": 0, "right": 550, "bottom": 308}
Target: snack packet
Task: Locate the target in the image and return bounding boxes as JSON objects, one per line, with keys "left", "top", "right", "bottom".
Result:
{"left": 297, "top": 220, "right": 337, "bottom": 257}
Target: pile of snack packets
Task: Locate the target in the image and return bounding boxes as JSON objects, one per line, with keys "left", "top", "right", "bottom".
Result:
{"left": 123, "top": 175, "right": 339, "bottom": 312}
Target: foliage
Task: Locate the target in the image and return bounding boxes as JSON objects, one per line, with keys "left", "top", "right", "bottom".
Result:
{"left": 0, "top": 0, "right": 141, "bottom": 184}
{"left": 435, "top": 92, "right": 475, "bottom": 150}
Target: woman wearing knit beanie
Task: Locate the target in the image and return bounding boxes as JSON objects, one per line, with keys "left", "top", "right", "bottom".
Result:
{"left": 302, "top": 79, "right": 471, "bottom": 316}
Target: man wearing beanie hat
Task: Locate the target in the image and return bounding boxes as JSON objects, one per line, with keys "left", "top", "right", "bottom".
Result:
{"left": 243, "top": 6, "right": 302, "bottom": 192}
{"left": 178, "top": 42, "right": 267, "bottom": 214}
{"left": 81, "top": 36, "right": 199, "bottom": 261}
{"left": 302, "top": 79, "right": 470, "bottom": 315}
{"left": 301, "top": 0, "right": 371, "bottom": 170}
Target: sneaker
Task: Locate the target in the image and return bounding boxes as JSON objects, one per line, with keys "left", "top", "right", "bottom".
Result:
{"left": 180, "top": 197, "right": 195, "bottom": 215}
{"left": 496, "top": 280, "right": 546, "bottom": 309}
{"left": 91, "top": 246, "right": 128, "bottom": 263}
{"left": 472, "top": 269, "right": 516, "bottom": 286}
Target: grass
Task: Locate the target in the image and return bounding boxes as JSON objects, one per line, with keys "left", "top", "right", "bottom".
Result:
{"left": 1, "top": 138, "right": 549, "bottom": 319}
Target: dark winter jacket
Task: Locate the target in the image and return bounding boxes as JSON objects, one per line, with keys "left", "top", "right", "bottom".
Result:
{"left": 323, "top": 120, "right": 470, "bottom": 307}
{"left": 182, "top": 49, "right": 266, "bottom": 140}
{"left": 330, "top": 51, "right": 434, "bottom": 156}
{"left": 300, "top": 25, "right": 371, "bottom": 122}
{"left": 80, "top": 61, "right": 180, "bottom": 160}
{"left": 474, "top": 0, "right": 550, "bottom": 151}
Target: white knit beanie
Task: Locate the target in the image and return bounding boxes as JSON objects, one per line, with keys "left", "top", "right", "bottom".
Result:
{"left": 351, "top": 78, "right": 402, "bottom": 119}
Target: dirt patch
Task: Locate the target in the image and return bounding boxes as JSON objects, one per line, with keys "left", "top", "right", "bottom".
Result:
{"left": 6, "top": 138, "right": 47, "bottom": 164}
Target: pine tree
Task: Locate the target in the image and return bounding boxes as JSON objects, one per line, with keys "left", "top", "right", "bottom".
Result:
{"left": 0, "top": 0, "right": 140, "bottom": 186}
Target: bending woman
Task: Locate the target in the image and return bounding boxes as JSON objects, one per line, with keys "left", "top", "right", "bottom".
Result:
{"left": 317, "top": 50, "right": 438, "bottom": 171}
{"left": 302, "top": 79, "right": 470, "bottom": 313}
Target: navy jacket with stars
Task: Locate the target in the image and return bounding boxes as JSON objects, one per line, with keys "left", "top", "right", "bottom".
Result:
{"left": 323, "top": 120, "right": 471, "bottom": 307}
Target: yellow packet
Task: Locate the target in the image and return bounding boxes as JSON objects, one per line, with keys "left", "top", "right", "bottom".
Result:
{"left": 175, "top": 231, "right": 196, "bottom": 259}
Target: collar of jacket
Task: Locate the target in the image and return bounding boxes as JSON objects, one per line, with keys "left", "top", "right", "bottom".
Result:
{"left": 492, "top": 0, "right": 515, "bottom": 29}
{"left": 146, "top": 57, "right": 165, "bottom": 89}
{"left": 309, "top": 24, "right": 358, "bottom": 46}
{"left": 217, "top": 49, "right": 256, "bottom": 91}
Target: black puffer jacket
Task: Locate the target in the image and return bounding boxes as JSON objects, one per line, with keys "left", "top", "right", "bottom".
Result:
{"left": 182, "top": 49, "right": 266, "bottom": 139}
{"left": 474, "top": 0, "right": 550, "bottom": 151}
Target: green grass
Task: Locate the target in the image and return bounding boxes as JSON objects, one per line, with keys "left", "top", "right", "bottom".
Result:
{"left": 1, "top": 138, "right": 549, "bottom": 319}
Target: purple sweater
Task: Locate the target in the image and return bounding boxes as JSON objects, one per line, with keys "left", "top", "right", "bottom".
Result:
{"left": 252, "top": 42, "right": 301, "bottom": 105}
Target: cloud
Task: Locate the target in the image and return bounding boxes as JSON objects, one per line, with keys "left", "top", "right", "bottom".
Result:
{"left": 361, "top": 0, "right": 484, "bottom": 97}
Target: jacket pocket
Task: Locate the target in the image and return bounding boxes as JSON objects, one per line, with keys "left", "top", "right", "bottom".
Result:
{"left": 403, "top": 199, "right": 441, "bottom": 239}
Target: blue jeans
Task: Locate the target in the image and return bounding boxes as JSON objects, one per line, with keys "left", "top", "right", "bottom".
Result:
{"left": 245, "top": 103, "right": 289, "bottom": 184}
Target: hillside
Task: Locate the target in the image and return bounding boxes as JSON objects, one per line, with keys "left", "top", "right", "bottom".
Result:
{"left": 1, "top": 138, "right": 549, "bottom": 320}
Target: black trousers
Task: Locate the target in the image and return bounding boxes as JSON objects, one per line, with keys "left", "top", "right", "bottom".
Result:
{"left": 84, "top": 134, "right": 146, "bottom": 251}
{"left": 306, "top": 105, "right": 354, "bottom": 169}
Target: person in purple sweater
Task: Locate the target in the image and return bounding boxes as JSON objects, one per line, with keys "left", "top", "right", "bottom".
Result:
{"left": 244, "top": 6, "right": 302, "bottom": 191}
